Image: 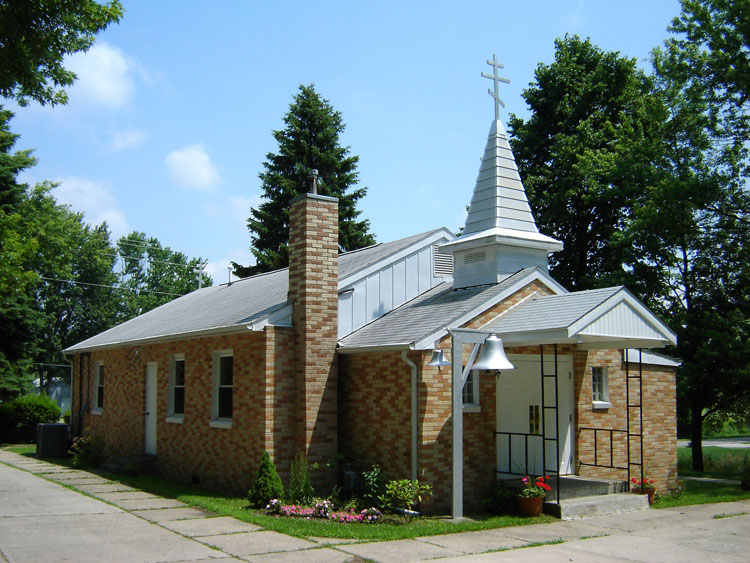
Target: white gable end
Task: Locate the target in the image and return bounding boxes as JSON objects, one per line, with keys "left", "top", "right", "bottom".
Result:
{"left": 338, "top": 230, "right": 453, "bottom": 338}
{"left": 577, "top": 301, "right": 668, "bottom": 342}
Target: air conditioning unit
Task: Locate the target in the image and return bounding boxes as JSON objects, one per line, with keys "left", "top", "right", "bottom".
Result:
{"left": 36, "top": 423, "right": 70, "bottom": 458}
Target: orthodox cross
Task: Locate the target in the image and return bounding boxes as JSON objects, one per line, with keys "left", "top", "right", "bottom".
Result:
{"left": 481, "top": 54, "right": 510, "bottom": 120}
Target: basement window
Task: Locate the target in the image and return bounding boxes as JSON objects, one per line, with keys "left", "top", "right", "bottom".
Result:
{"left": 592, "top": 366, "right": 611, "bottom": 409}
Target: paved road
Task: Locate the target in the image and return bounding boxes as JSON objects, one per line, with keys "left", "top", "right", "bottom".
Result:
{"left": 678, "top": 437, "right": 750, "bottom": 449}
{"left": 1, "top": 450, "right": 749, "bottom": 562}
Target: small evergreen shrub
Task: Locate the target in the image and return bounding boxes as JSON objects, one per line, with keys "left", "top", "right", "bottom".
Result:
{"left": 287, "top": 451, "right": 316, "bottom": 505}
{"left": 69, "top": 433, "right": 108, "bottom": 468}
{"left": 0, "top": 394, "right": 61, "bottom": 443}
{"left": 741, "top": 470, "right": 750, "bottom": 491}
{"left": 248, "top": 451, "right": 284, "bottom": 508}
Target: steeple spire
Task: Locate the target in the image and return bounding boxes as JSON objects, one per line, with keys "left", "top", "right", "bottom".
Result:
{"left": 440, "top": 55, "right": 562, "bottom": 289}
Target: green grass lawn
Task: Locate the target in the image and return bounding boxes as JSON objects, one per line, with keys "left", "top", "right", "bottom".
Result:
{"left": 652, "top": 445, "right": 750, "bottom": 509}
{"left": 103, "top": 472, "right": 555, "bottom": 540}
{"left": 655, "top": 479, "right": 750, "bottom": 508}
{"left": 677, "top": 445, "right": 750, "bottom": 479}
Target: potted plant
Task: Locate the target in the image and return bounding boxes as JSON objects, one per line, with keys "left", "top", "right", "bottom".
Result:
{"left": 517, "top": 475, "right": 551, "bottom": 516}
{"left": 631, "top": 477, "right": 656, "bottom": 505}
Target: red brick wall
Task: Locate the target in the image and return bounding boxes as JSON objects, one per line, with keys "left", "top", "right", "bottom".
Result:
{"left": 69, "top": 327, "right": 295, "bottom": 493}
{"left": 288, "top": 194, "right": 339, "bottom": 470}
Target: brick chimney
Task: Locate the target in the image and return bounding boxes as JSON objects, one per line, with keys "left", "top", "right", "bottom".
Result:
{"left": 288, "top": 191, "right": 339, "bottom": 467}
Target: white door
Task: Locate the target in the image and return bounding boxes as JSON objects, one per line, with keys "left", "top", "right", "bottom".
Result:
{"left": 145, "top": 362, "right": 157, "bottom": 455}
{"left": 496, "top": 355, "right": 574, "bottom": 476}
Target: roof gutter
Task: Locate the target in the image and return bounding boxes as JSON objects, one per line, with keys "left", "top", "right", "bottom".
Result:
{"left": 336, "top": 342, "right": 414, "bottom": 355}
{"left": 401, "top": 350, "right": 419, "bottom": 482}
{"left": 64, "top": 322, "right": 258, "bottom": 355}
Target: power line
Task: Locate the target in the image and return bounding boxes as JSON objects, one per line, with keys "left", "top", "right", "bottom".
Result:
{"left": 102, "top": 250, "right": 206, "bottom": 270}
{"left": 38, "top": 276, "right": 184, "bottom": 297}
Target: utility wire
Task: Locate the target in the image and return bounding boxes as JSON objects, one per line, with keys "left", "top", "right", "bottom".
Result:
{"left": 102, "top": 251, "right": 206, "bottom": 269}
{"left": 38, "top": 276, "right": 184, "bottom": 297}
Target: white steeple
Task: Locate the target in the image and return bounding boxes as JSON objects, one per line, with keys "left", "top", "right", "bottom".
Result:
{"left": 441, "top": 56, "right": 562, "bottom": 289}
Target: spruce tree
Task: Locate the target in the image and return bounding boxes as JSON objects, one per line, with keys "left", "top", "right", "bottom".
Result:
{"left": 248, "top": 451, "right": 284, "bottom": 508}
{"left": 233, "top": 84, "right": 375, "bottom": 277}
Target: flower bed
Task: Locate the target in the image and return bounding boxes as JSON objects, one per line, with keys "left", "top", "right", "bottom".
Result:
{"left": 266, "top": 499, "right": 382, "bottom": 523}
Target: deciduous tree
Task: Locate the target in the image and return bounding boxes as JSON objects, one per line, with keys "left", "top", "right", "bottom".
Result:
{"left": 508, "top": 35, "right": 664, "bottom": 292}
{"left": 637, "top": 0, "right": 750, "bottom": 470}
{"left": 0, "top": 0, "right": 123, "bottom": 106}
{"left": 117, "top": 231, "right": 212, "bottom": 319}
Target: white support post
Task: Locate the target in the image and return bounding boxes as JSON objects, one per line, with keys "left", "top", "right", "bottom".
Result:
{"left": 450, "top": 329, "right": 488, "bottom": 519}
{"left": 451, "top": 334, "right": 464, "bottom": 519}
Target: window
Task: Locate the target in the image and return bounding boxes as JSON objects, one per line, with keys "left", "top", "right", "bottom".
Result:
{"left": 211, "top": 350, "right": 233, "bottom": 426}
{"left": 93, "top": 363, "right": 104, "bottom": 413}
{"left": 462, "top": 369, "right": 480, "bottom": 412}
{"left": 529, "top": 404, "right": 540, "bottom": 434}
{"left": 168, "top": 354, "right": 185, "bottom": 421}
{"left": 592, "top": 366, "right": 611, "bottom": 409}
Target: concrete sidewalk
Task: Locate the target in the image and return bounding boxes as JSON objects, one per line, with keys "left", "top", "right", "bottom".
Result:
{"left": 1, "top": 450, "right": 749, "bottom": 562}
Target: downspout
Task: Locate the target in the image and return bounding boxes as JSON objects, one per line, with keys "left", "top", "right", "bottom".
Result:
{"left": 401, "top": 350, "right": 419, "bottom": 481}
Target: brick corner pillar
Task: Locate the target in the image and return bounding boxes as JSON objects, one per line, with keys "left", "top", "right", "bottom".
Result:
{"left": 288, "top": 192, "right": 339, "bottom": 467}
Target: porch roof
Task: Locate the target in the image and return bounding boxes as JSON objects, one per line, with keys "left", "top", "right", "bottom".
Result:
{"left": 484, "top": 286, "right": 677, "bottom": 349}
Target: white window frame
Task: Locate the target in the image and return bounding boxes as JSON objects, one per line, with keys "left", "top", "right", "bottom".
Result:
{"left": 92, "top": 362, "right": 104, "bottom": 414}
{"left": 210, "top": 350, "right": 233, "bottom": 428}
{"left": 592, "top": 366, "right": 611, "bottom": 409}
{"left": 462, "top": 369, "right": 480, "bottom": 413}
{"left": 166, "top": 354, "right": 185, "bottom": 423}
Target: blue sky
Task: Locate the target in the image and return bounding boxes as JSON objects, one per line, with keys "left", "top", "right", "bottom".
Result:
{"left": 11, "top": 0, "right": 681, "bottom": 282}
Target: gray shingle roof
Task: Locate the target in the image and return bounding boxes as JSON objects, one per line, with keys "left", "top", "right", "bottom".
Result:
{"left": 65, "top": 268, "right": 289, "bottom": 352}
{"left": 65, "top": 229, "right": 448, "bottom": 353}
{"left": 337, "top": 269, "right": 538, "bottom": 350}
{"left": 484, "top": 286, "right": 622, "bottom": 334}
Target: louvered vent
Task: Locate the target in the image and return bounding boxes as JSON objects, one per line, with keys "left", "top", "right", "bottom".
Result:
{"left": 433, "top": 245, "right": 454, "bottom": 277}
{"left": 464, "top": 251, "right": 486, "bottom": 264}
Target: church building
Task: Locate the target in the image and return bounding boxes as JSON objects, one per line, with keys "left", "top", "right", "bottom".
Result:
{"left": 66, "top": 56, "right": 678, "bottom": 517}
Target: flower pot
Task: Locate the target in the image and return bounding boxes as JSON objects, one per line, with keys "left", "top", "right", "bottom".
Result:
{"left": 632, "top": 489, "right": 655, "bottom": 505}
{"left": 517, "top": 495, "right": 544, "bottom": 517}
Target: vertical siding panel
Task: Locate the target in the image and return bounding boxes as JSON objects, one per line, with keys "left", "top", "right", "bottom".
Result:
{"left": 380, "top": 266, "right": 393, "bottom": 314}
{"left": 406, "top": 254, "right": 419, "bottom": 300}
{"left": 338, "top": 291, "right": 353, "bottom": 338}
{"left": 393, "top": 260, "right": 406, "bottom": 306}
{"left": 352, "top": 280, "right": 366, "bottom": 331}
{"left": 366, "top": 273, "right": 380, "bottom": 322}
{"left": 418, "top": 247, "right": 431, "bottom": 294}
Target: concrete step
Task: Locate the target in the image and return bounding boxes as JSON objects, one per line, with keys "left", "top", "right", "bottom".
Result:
{"left": 550, "top": 475, "right": 629, "bottom": 499}
{"left": 544, "top": 492, "right": 649, "bottom": 520}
